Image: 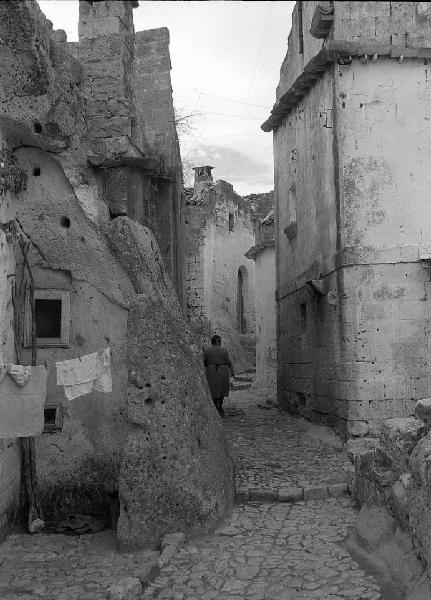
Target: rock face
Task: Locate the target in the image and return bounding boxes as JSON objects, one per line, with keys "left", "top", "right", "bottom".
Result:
{"left": 104, "top": 218, "right": 234, "bottom": 549}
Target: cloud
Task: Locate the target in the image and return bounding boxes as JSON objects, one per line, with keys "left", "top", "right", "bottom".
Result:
{"left": 185, "top": 143, "right": 273, "bottom": 194}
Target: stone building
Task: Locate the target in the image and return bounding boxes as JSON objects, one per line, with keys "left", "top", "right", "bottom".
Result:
{"left": 0, "top": 0, "right": 233, "bottom": 546}
{"left": 184, "top": 166, "right": 256, "bottom": 372}
{"left": 246, "top": 199, "right": 277, "bottom": 390}
{"left": 263, "top": 1, "right": 431, "bottom": 437}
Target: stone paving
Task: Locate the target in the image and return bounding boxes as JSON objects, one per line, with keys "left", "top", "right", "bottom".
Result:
{"left": 143, "top": 389, "right": 383, "bottom": 600}
{"left": 0, "top": 530, "right": 159, "bottom": 600}
{"left": 144, "top": 500, "right": 381, "bottom": 600}
{"left": 223, "top": 388, "right": 350, "bottom": 499}
{"left": 0, "top": 388, "right": 384, "bottom": 599}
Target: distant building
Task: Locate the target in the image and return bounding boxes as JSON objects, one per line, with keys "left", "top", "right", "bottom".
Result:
{"left": 263, "top": 1, "right": 431, "bottom": 437}
{"left": 184, "top": 167, "right": 256, "bottom": 372}
{"left": 246, "top": 197, "right": 276, "bottom": 390}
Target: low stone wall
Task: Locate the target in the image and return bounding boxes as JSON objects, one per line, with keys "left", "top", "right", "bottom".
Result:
{"left": 349, "top": 402, "right": 431, "bottom": 579}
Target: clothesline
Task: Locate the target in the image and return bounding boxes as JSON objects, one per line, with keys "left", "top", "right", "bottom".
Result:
{"left": 3, "top": 346, "right": 110, "bottom": 371}
{"left": 0, "top": 348, "right": 112, "bottom": 439}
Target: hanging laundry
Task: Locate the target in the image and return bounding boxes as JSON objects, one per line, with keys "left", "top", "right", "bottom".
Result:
{"left": 56, "top": 347, "right": 112, "bottom": 401}
{"left": 0, "top": 365, "right": 47, "bottom": 438}
{"left": 93, "top": 347, "right": 112, "bottom": 394}
{"left": 6, "top": 364, "right": 32, "bottom": 387}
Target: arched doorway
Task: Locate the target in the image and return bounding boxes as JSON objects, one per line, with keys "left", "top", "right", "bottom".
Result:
{"left": 237, "top": 266, "right": 247, "bottom": 333}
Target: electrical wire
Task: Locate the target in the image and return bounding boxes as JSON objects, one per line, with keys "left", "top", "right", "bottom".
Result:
{"left": 176, "top": 86, "right": 272, "bottom": 109}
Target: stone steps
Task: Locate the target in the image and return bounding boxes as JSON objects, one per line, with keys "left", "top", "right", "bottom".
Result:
{"left": 235, "top": 482, "right": 348, "bottom": 504}
{"left": 235, "top": 374, "right": 254, "bottom": 382}
{"left": 232, "top": 381, "right": 252, "bottom": 391}
{"left": 231, "top": 371, "right": 255, "bottom": 391}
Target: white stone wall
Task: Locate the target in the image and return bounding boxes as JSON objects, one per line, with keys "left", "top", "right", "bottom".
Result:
{"left": 254, "top": 247, "right": 277, "bottom": 390}
{"left": 272, "top": 1, "right": 431, "bottom": 436}
{"left": 184, "top": 179, "right": 256, "bottom": 371}
{"left": 203, "top": 183, "right": 256, "bottom": 336}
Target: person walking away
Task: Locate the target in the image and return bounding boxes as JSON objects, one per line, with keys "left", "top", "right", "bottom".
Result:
{"left": 203, "top": 335, "right": 235, "bottom": 416}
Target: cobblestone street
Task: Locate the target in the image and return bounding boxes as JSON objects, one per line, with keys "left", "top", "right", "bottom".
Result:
{"left": 224, "top": 389, "right": 350, "bottom": 499}
{"left": 0, "top": 388, "right": 384, "bottom": 599}
{"left": 143, "top": 388, "right": 383, "bottom": 600}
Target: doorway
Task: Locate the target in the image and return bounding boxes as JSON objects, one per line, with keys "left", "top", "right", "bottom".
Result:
{"left": 237, "top": 266, "right": 247, "bottom": 333}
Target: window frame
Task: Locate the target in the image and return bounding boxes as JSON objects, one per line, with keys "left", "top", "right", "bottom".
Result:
{"left": 24, "top": 289, "right": 71, "bottom": 348}
{"left": 43, "top": 404, "right": 64, "bottom": 433}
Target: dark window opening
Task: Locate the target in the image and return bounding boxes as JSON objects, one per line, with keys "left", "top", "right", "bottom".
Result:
{"left": 35, "top": 299, "right": 62, "bottom": 338}
{"left": 300, "top": 302, "right": 307, "bottom": 332}
{"left": 108, "top": 208, "right": 127, "bottom": 220}
{"left": 60, "top": 216, "right": 70, "bottom": 228}
{"left": 229, "top": 213, "right": 234, "bottom": 232}
{"left": 33, "top": 167, "right": 41, "bottom": 176}
{"left": 33, "top": 122, "right": 43, "bottom": 134}
{"left": 44, "top": 408, "right": 57, "bottom": 425}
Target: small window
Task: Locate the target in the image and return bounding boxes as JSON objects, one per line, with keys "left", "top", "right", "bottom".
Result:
{"left": 33, "top": 167, "right": 41, "bottom": 176}
{"left": 229, "top": 213, "right": 234, "bottom": 232}
{"left": 25, "top": 289, "right": 70, "bottom": 347}
{"left": 43, "top": 405, "right": 63, "bottom": 433}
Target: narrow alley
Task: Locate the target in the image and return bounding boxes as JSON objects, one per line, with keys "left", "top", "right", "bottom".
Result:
{"left": 0, "top": 386, "right": 385, "bottom": 600}
{"left": 3, "top": 2, "right": 431, "bottom": 599}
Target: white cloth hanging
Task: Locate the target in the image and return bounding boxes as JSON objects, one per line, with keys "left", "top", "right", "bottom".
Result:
{"left": 0, "top": 365, "right": 47, "bottom": 438}
{"left": 56, "top": 348, "right": 112, "bottom": 401}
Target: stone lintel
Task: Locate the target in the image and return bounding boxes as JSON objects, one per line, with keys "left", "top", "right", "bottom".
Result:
{"left": 88, "top": 155, "right": 160, "bottom": 171}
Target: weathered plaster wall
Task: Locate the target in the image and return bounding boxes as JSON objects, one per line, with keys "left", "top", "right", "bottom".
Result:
{"left": 272, "top": 1, "right": 431, "bottom": 436}
{"left": 0, "top": 0, "right": 233, "bottom": 543}
{"left": 0, "top": 143, "right": 23, "bottom": 535}
{"left": 184, "top": 177, "right": 256, "bottom": 371}
{"left": 274, "top": 69, "right": 342, "bottom": 427}
{"left": 254, "top": 245, "right": 277, "bottom": 390}
{"left": 333, "top": 56, "right": 431, "bottom": 435}
{"left": 16, "top": 147, "right": 132, "bottom": 520}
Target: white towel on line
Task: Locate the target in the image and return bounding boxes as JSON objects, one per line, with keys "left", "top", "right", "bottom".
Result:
{"left": 56, "top": 348, "right": 112, "bottom": 401}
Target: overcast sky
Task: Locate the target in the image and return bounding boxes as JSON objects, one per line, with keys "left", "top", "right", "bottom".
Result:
{"left": 38, "top": 0, "right": 294, "bottom": 194}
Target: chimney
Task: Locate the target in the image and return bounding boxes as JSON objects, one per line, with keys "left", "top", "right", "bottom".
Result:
{"left": 193, "top": 165, "right": 214, "bottom": 191}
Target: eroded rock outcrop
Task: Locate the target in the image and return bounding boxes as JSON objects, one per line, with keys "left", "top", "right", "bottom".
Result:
{"left": 104, "top": 217, "right": 234, "bottom": 549}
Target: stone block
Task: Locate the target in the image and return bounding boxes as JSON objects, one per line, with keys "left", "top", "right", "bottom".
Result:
{"left": 346, "top": 437, "right": 379, "bottom": 462}
{"left": 356, "top": 505, "right": 396, "bottom": 552}
{"left": 277, "top": 487, "right": 303, "bottom": 503}
{"left": 415, "top": 398, "right": 431, "bottom": 426}
{"left": 235, "top": 488, "right": 249, "bottom": 503}
{"left": 303, "top": 485, "right": 328, "bottom": 501}
{"left": 133, "top": 561, "right": 159, "bottom": 587}
{"left": 380, "top": 418, "right": 427, "bottom": 474}
{"left": 157, "top": 545, "right": 177, "bottom": 569}
{"left": 161, "top": 532, "right": 185, "bottom": 550}
{"left": 347, "top": 419, "right": 369, "bottom": 437}
{"left": 249, "top": 488, "right": 277, "bottom": 502}
{"left": 107, "top": 578, "right": 142, "bottom": 600}
{"left": 327, "top": 483, "right": 348, "bottom": 497}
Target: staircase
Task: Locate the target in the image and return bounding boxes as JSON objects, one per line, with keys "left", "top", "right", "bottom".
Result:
{"left": 231, "top": 369, "right": 255, "bottom": 391}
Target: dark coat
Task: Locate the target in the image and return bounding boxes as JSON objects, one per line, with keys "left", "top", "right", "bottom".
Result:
{"left": 203, "top": 346, "right": 234, "bottom": 399}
